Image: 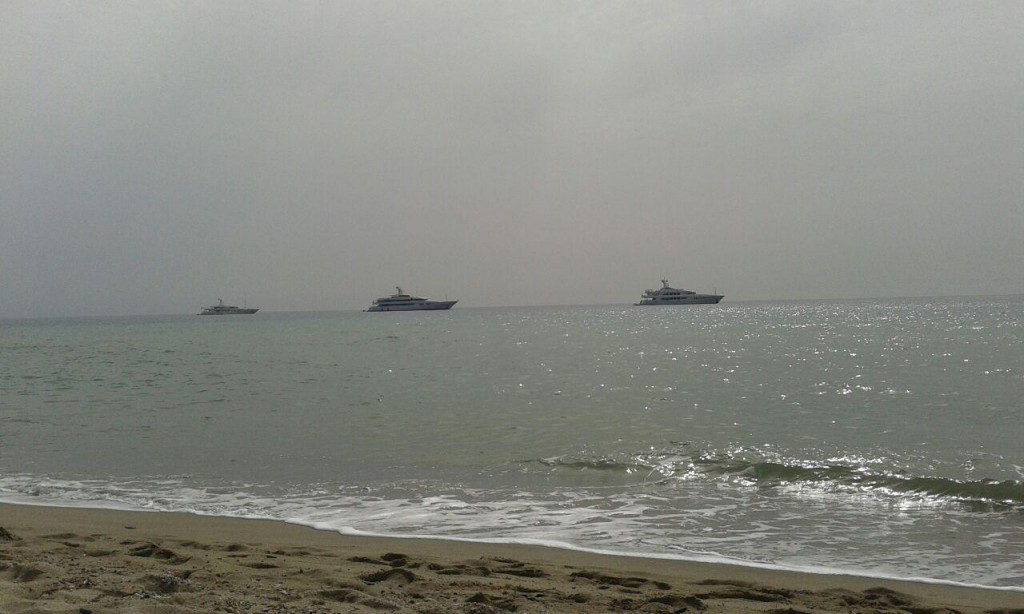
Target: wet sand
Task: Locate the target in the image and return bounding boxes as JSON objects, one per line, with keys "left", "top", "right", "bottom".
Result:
{"left": 1, "top": 503, "right": 1020, "bottom": 613}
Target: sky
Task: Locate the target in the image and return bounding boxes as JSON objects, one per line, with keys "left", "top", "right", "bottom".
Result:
{"left": 2, "top": 1, "right": 1022, "bottom": 317}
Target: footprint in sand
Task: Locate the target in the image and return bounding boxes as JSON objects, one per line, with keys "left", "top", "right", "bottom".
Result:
{"left": 320, "top": 585, "right": 401, "bottom": 610}
{"left": 360, "top": 567, "right": 418, "bottom": 586}
{"left": 129, "top": 542, "right": 189, "bottom": 563}
{"left": 570, "top": 569, "right": 670, "bottom": 591}
{"left": 0, "top": 563, "right": 45, "bottom": 582}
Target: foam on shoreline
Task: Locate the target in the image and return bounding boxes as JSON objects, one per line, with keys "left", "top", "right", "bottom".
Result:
{"left": 2, "top": 502, "right": 1022, "bottom": 614}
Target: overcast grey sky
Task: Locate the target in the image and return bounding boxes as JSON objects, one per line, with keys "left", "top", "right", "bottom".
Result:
{"left": 2, "top": 1, "right": 1022, "bottom": 317}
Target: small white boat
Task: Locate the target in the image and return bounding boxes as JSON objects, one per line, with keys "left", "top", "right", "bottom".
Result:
{"left": 199, "top": 299, "right": 259, "bottom": 315}
{"left": 365, "top": 287, "right": 457, "bottom": 312}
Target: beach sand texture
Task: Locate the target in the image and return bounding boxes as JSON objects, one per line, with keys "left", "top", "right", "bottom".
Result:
{"left": 1, "top": 504, "right": 1021, "bottom": 613}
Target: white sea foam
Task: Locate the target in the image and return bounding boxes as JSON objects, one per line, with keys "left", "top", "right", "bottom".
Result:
{"left": 2, "top": 471, "right": 1022, "bottom": 589}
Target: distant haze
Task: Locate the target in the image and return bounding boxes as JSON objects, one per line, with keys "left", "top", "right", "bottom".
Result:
{"left": 3, "top": 1, "right": 1022, "bottom": 317}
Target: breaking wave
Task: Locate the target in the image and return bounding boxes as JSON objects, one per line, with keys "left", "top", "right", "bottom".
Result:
{"left": 533, "top": 450, "right": 1024, "bottom": 508}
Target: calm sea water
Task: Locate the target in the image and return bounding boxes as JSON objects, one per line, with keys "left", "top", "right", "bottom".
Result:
{"left": 1, "top": 298, "right": 1022, "bottom": 588}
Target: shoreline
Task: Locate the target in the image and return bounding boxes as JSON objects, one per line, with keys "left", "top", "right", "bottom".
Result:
{"left": 2, "top": 503, "right": 1020, "bottom": 613}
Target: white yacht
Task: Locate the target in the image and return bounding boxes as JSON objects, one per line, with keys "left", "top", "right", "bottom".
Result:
{"left": 199, "top": 299, "right": 259, "bottom": 315}
{"left": 365, "top": 287, "right": 457, "bottom": 312}
{"left": 635, "top": 279, "right": 723, "bottom": 305}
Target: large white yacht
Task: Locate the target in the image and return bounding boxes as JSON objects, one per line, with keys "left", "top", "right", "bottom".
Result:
{"left": 365, "top": 287, "right": 457, "bottom": 312}
{"left": 199, "top": 299, "right": 259, "bottom": 315}
{"left": 635, "top": 279, "right": 723, "bottom": 305}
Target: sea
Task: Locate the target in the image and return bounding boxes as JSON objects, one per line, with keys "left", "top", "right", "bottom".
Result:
{"left": 1, "top": 297, "right": 1022, "bottom": 590}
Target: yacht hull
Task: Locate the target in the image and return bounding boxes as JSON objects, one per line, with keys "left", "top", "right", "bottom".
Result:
{"left": 365, "top": 301, "right": 457, "bottom": 312}
{"left": 199, "top": 309, "right": 259, "bottom": 315}
{"left": 635, "top": 295, "right": 723, "bottom": 305}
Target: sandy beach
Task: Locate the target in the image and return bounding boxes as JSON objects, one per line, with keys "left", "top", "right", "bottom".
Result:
{"left": 1, "top": 503, "right": 1020, "bottom": 613}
